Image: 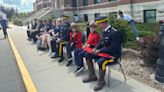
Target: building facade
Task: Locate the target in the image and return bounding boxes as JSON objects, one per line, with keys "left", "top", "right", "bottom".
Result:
{"left": 32, "top": 0, "right": 164, "bottom": 23}
{"left": 33, "top": 0, "right": 52, "bottom": 11}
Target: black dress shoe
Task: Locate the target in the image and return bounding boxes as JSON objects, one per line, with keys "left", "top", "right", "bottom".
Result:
{"left": 66, "top": 60, "right": 72, "bottom": 67}
{"left": 3, "top": 36, "right": 6, "bottom": 39}
{"left": 51, "top": 54, "right": 59, "bottom": 58}
{"left": 58, "top": 58, "right": 64, "bottom": 63}
{"left": 27, "top": 38, "right": 31, "bottom": 41}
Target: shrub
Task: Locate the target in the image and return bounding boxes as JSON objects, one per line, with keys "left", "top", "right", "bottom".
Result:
{"left": 108, "top": 15, "right": 133, "bottom": 46}
{"left": 13, "top": 20, "right": 23, "bottom": 26}
{"left": 136, "top": 23, "right": 159, "bottom": 37}
{"left": 138, "top": 36, "right": 159, "bottom": 65}
{"left": 77, "top": 15, "right": 159, "bottom": 49}
{"left": 108, "top": 15, "right": 159, "bottom": 49}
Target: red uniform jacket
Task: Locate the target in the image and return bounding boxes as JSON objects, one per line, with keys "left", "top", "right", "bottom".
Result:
{"left": 87, "top": 32, "right": 100, "bottom": 47}
{"left": 70, "top": 31, "right": 82, "bottom": 48}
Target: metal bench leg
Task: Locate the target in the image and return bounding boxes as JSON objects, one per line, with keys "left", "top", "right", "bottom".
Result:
{"left": 108, "top": 67, "right": 111, "bottom": 87}
{"left": 118, "top": 62, "right": 127, "bottom": 82}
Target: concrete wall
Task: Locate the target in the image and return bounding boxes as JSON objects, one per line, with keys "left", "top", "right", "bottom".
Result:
{"left": 72, "top": 0, "right": 164, "bottom": 22}
{"left": 30, "top": 0, "right": 164, "bottom": 23}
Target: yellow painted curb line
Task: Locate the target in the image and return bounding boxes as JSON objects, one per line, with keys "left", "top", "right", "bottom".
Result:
{"left": 8, "top": 34, "right": 37, "bottom": 92}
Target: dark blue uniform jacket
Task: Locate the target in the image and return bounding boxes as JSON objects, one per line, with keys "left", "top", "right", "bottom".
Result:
{"left": 95, "top": 26, "right": 123, "bottom": 59}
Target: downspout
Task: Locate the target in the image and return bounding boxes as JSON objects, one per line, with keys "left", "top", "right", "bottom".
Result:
{"left": 130, "top": 0, "right": 133, "bottom": 17}
{"left": 76, "top": 0, "right": 80, "bottom": 21}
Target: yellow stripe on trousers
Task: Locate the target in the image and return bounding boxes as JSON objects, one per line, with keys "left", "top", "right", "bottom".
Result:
{"left": 102, "top": 59, "right": 114, "bottom": 70}
{"left": 59, "top": 41, "right": 66, "bottom": 57}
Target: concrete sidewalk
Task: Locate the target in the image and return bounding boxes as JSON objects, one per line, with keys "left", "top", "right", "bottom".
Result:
{"left": 8, "top": 26, "right": 160, "bottom": 92}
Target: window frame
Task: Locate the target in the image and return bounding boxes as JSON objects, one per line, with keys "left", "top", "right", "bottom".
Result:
{"left": 144, "top": 9, "right": 157, "bottom": 23}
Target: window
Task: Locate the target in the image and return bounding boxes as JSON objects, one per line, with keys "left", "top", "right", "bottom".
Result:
{"left": 144, "top": 9, "right": 156, "bottom": 23}
{"left": 84, "top": 14, "right": 88, "bottom": 22}
{"left": 83, "top": 0, "right": 88, "bottom": 6}
{"left": 94, "top": 0, "right": 101, "bottom": 4}
{"left": 72, "top": 0, "right": 77, "bottom": 7}
{"left": 95, "top": 13, "right": 100, "bottom": 19}
{"left": 109, "top": 0, "right": 117, "bottom": 2}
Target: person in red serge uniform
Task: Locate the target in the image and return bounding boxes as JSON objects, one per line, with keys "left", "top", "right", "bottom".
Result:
{"left": 66, "top": 22, "right": 83, "bottom": 67}
{"left": 74, "top": 21, "right": 100, "bottom": 74}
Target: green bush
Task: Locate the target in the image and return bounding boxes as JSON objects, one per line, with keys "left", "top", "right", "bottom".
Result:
{"left": 77, "top": 15, "right": 159, "bottom": 49}
{"left": 77, "top": 23, "right": 86, "bottom": 32}
{"left": 108, "top": 15, "right": 159, "bottom": 49}
{"left": 13, "top": 20, "right": 23, "bottom": 26}
{"left": 108, "top": 15, "right": 135, "bottom": 46}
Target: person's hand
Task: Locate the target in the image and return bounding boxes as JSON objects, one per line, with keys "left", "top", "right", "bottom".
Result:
{"left": 56, "top": 38, "right": 61, "bottom": 43}
{"left": 71, "top": 42, "right": 74, "bottom": 47}
{"left": 92, "top": 48, "right": 96, "bottom": 54}
{"left": 54, "top": 33, "right": 59, "bottom": 37}
{"left": 49, "top": 29, "right": 54, "bottom": 33}
{"left": 82, "top": 44, "right": 89, "bottom": 49}
{"left": 94, "top": 50, "right": 100, "bottom": 55}
{"left": 72, "top": 33, "right": 76, "bottom": 38}
{"left": 82, "top": 45, "right": 86, "bottom": 49}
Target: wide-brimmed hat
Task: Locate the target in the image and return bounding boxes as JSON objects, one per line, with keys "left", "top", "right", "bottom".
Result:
{"left": 61, "top": 15, "right": 70, "bottom": 20}
{"left": 89, "top": 21, "right": 97, "bottom": 27}
{"left": 70, "top": 22, "right": 78, "bottom": 28}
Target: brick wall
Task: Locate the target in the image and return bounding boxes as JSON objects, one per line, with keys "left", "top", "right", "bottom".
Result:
{"left": 78, "top": 0, "right": 160, "bottom": 11}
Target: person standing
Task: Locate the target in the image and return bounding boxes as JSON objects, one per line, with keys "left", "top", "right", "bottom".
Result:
{"left": 0, "top": 16, "right": 8, "bottom": 39}
{"left": 118, "top": 10, "right": 140, "bottom": 41}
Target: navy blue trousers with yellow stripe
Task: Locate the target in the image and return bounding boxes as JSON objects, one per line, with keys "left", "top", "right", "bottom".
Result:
{"left": 85, "top": 53, "right": 114, "bottom": 70}
{"left": 58, "top": 41, "right": 72, "bottom": 60}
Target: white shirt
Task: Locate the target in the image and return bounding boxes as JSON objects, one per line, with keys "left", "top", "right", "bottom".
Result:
{"left": 119, "top": 14, "right": 133, "bottom": 22}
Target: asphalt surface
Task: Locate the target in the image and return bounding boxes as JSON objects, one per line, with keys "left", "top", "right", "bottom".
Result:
{"left": 0, "top": 32, "right": 25, "bottom": 92}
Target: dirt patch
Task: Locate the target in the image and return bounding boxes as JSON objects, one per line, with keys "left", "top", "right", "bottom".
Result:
{"left": 111, "top": 48, "right": 164, "bottom": 92}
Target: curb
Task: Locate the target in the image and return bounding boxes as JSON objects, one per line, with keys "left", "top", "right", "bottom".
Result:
{"left": 8, "top": 34, "right": 37, "bottom": 92}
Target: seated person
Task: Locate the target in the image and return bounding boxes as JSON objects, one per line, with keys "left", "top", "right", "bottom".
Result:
{"left": 68, "top": 22, "right": 83, "bottom": 67}
{"left": 36, "top": 20, "right": 52, "bottom": 49}
{"left": 27, "top": 19, "right": 38, "bottom": 41}
{"left": 49, "top": 18, "right": 62, "bottom": 57}
{"left": 46, "top": 19, "right": 58, "bottom": 53}
{"left": 55, "top": 15, "right": 71, "bottom": 66}
{"left": 83, "top": 16, "right": 122, "bottom": 91}
{"left": 74, "top": 21, "right": 100, "bottom": 74}
{"left": 26, "top": 21, "right": 30, "bottom": 39}
{"left": 29, "top": 20, "right": 44, "bottom": 43}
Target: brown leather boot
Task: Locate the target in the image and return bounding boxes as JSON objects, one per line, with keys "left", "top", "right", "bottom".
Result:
{"left": 83, "top": 75, "right": 97, "bottom": 83}
{"left": 94, "top": 70, "right": 106, "bottom": 91}
{"left": 83, "top": 59, "right": 97, "bottom": 83}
